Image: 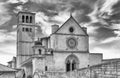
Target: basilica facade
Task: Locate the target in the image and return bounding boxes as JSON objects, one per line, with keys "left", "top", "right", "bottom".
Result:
{"left": 15, "top": 11, "right": 103, "bottom": 78}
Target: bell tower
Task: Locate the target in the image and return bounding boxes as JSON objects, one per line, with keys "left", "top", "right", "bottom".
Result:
{"left": 17, "top": 11, "right": 35, "bottom": 68}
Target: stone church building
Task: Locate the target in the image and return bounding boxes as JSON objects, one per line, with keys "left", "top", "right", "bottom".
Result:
{"left": 10, "top": 11, "right": 104, "bottom": 78}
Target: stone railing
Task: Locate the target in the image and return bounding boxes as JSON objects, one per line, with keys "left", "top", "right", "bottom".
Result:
{"left": 76, "top": 60, "right": 120, "bottom": 78}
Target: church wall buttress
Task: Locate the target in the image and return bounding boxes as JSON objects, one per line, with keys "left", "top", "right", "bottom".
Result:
{"left": 32, "top": 58, "right": 46, "bottom": 74}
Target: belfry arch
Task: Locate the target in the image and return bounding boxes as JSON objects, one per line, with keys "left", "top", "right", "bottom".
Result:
{"left": 65, "top": 54, "right": 79, "bottom": 72}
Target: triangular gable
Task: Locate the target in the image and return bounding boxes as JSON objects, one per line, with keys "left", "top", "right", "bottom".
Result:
{"left": 53, "top": 16, "right": 88, "bottom": 36}
{"left": 0, "top": 64, "right": 16, "bottom": 72}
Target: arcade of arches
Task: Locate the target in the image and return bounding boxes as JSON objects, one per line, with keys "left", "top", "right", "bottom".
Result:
{"left": 65, "top": 54, "right": 79, "bottom": 72}
{"left": 22, "top": 15, "right": 33, "bottom": 23}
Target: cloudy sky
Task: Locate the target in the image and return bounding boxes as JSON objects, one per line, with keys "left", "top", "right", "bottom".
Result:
{"left": 0, "top": 0, "right": 120, "bottom": 65}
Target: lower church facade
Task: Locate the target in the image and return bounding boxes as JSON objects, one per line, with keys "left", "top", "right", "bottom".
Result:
{"left": 9, "top": 11, "right": 103, "bottom": 78}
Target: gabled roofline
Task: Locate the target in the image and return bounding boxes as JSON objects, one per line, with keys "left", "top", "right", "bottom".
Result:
{"left": 21, "top": 58, "right": 32, "bottom": 66}
{"left": 70, "top": 16, "right": 88, "bottom": 36}
{"left": 0, "top": 63, "right": 17, "bottom": 72}
{"left": 50, "top": 15, "right": 88, "bottom": 36}
{"left": 51, "top": 16, "right": 72, "bottom": 35}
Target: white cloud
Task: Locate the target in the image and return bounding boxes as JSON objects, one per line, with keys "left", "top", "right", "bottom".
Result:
{"left": 0, "top": 2, "right": 8, "bottom": 14}
{"left": 0, "top": 2, "right": 12, "bottom": 26}
{"left": 0, "top": 30, "right": 16, "bottom": 42}
{"left": 114, "top": 31, "right": 120, "bottom": 36}
{"left": 35, "top": 12, "right": 49, "bottom": 23}
{"left": 90, "top": 47, "right": 120, "bottom": 59}
{"left": 0, "top": 54, "right": 15, "bottom": 65}
{"left": 88, "top": 0, "right": 119, "bottom": 25}
{"left": 7, "top": 0, "right": 29, "bottom": 4}
{"left": 52, "top": 12, "right": 70, "bottom": 23}
{"left": 30, "top": 0, "right": 60, "bottom": 4}
{"left": 14, "top": 5, "right": 23, "bottom": 13}
{"left": 100, "top": 37, "right": 120, "bottom": 44}
{"left": 100, "top": 0, "right": 118, "bottom": 13}
{"left": 35, "top": 12, "right": 70, "bottom": 35}
{"left": 89, "top": 37, "right": 97, "bottom": 44}
{"left": 0, "top": 30, "right": 16, "bottom": 65}
{"left": 109, "top": 24, "right": 120, "bottom": 36}
{"left": 0, "top": 44, "right": 16, "bottom": 55}
{"left": 35, "top": 12, "right": 52, "bottom": 35}
{"left": 0, "top": 14, "right": 12, "bottom": 26}
{"left": 90, "top": 36, "right": 120, "bottom": 59}
{"left": 87, "top": 25, "right": 99, "bottom": 35}
{"left": 7, "top": 0, "right": 19, "bottom": 3}
{"left": 88, "top": 5, "right": 99, "bottom": 23}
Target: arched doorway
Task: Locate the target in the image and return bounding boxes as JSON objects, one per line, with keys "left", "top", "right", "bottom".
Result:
{"left": 65, "top": 54, "right": 79, "bottom": 72}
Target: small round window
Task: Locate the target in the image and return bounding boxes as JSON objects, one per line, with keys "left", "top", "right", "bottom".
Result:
{"left": 69, "top": 27, "right": 74, "bottom": 33}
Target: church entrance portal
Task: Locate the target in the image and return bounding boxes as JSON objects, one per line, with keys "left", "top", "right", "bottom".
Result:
{"left": 65, "top": 54, "right": 79, "bottom": 72}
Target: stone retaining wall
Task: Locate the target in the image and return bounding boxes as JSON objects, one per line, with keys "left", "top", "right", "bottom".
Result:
{"left": 34, "top": 60, "right": 120, "bottom": 78}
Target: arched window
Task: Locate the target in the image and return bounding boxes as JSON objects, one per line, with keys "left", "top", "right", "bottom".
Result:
{"left": 22, "top": 28, "right": 25, "bottom": 31}
{"left": 30, "top": 28, "right": 32, "bottom": 32}
{"left": 65, "top": 54, "right": 79, "bottom": 72}
{"left": 26, "top": 28, "right": 29, "bottom": 32}
{"left": 23, "top": 73, "right": 25, "bottom": 78}
{"left": 66, "top": 60, "right": 70, "bottom": 72}
{"left": 38, "top": 49, "right": 41, "bottom": 55}
{"left": 72, "top": 60, "right": 76, "bottom": 70}
{"left": 30, "top": 16, "right": 32, "bottom": 23}
{"left": 22, "top": 15, "right": 25, "bottom": 23}
{"left": 69, "top": 27, "right": 74, "bottom": 33}
{"left": 51, "top": 50, "right": 53, "bottom": 55}
{"left": 26, "top": 16, "right": 29, "bottom": 23}
{"left": 45, "top": 66, "right": 48, "bottom": 71}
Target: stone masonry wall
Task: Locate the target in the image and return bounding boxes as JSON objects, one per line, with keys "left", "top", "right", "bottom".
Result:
{"left": 33, "top": 60, "right": 120, "bottom": 78}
